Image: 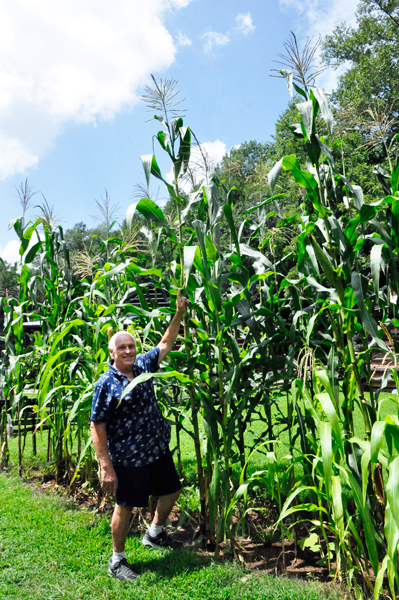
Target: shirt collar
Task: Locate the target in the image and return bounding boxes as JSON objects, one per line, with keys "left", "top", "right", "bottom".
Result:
{"left": 108, "top": 363, "right": 132, "bottom": 381}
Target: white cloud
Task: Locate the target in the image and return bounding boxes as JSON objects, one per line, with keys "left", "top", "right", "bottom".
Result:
{"left": 0, "top": 240, "right": 20, "bottom": 264}
{"left": 0, "top": 133, "right": 38, "bottom": 179}
{"left": 199, "top": 139, "right": 227, "bottom": 171}
{"left": 235, "top": 13, "right": 255, "bottom": 36}
{"left": 166, "top": 139, "right": 227, "bottom": 191}
{"left": 202, "top": 31, "right": 231, "bottom": 53}
{"left": 279, "top": 0, "right": 358, "bottom": 38}
{"left": 202, "top": 12, "right": 254, "bottom": 53}
{"left": 0, "top": 0, "right": 192, "bottom": 179}
{"left": 176, "top": 31, "right": 192, "bottom": 47}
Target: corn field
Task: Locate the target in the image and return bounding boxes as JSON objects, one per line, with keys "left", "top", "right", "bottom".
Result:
{"left": 1, "top": 74, "right": 399, "bottom": 599}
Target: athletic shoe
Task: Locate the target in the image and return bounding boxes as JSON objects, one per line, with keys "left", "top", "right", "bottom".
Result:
{"left": 108, "top": 557, "right": 139, "bottom": 582}
{"left": 142, "top": 529, "right": 182, "bottom": 550}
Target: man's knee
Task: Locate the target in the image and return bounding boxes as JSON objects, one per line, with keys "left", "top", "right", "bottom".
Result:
{"left": 112, "top": 503, "right": 133, "bottom": 522}
{"left": 169, "top": 487, "right": 183, "bottom": 502}
{"left": 158, "top": 488, "right": 182, "bottom": 504}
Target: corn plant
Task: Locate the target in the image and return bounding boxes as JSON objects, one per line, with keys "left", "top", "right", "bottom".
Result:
{"left": 270, "top": 71, "right": 399, "bottom": 597}
{"left": 1, "top": 68, "right": 399, "bottom": 598}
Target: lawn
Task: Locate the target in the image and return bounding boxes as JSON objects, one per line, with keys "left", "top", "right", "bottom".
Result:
{"left": 2, "top": 391, "right": 396, "bottom": 599}
{"left": 0, "top": 473, "right": 342, "bottom": 600}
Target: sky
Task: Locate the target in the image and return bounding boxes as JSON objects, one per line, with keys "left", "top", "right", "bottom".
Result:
{"left": 0, "top": 0, "right": 359, "bottom": 263}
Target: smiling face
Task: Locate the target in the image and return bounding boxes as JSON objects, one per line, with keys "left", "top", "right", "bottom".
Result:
{"left": 109, "top": 333, "right": 137, "bottom": 375}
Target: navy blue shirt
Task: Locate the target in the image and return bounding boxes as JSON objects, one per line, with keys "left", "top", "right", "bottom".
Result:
{"left": 90, "top": 347, "right": 171, "bottom": 466}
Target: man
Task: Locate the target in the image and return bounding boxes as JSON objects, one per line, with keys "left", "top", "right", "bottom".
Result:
{"left": 90, "top": 291, "right": 188, "bottom": 582}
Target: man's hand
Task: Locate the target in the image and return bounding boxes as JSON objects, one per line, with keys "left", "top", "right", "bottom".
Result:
{"left": 157, "top": 290, "right": 189, "bottom": 363}
{"left": 176, "top": 289, "right": 189, "bottom": 315}
{"left": 100, "top": 464, "right": 117, "bottom": 496}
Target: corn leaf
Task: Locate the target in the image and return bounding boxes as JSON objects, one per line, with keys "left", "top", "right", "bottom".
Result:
{"left": 370, "top": 420, "right": 386, "bottom": 474}
{"left": 136, "top": 198, "right": 169, "bottom": 228}
{"left": 344, "top": 469, "right": 379, "bottom": 575}
{"left": 351, "top": 271, "right": 388, "bottom": 352}
{"left": 208, "top": 458, "right": 221, "bottom": 533}
{"left": 120, "top": 371, "right": 192, "bottom": 401}
{"left": 370, "top": 243, "right": 386, "bottom": 300}
{"left": 183, "top": 246, "right": 197, "bottom": 286}
{"left": 280, "top": 69, "right": 293, "bottom": 98}
{"left": 311, "top": 88, "right": 334, "bottom": 135}
{"left": 386, "top": 455, "right": 399, "bottom": 530}
{"left": 373, "top": 554, "right": 389, "bottom": 600}
{"left": 296, "top": 100, "right": 314, "bottom": 141}
{"left": 268, "top": 158, "right": 283, "bottom": 192}
{"left": 320, "top": 421, "right": 332, "bottom": 496}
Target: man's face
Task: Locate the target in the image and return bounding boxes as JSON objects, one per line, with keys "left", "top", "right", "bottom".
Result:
{"left": 110, "top": 334, "right": 136, "bottom": 373}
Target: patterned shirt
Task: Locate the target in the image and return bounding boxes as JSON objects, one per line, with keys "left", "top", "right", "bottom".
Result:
{"left": 90, "top": 347, "right": 171, "bottom": 466}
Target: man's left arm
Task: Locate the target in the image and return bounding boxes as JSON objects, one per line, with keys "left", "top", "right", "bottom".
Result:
{"left": 157, "top": 291, "right": 188, "bottom": 363}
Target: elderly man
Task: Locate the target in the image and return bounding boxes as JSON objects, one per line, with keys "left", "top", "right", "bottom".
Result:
{"left": 90, "top": 292, "right": 188, "bottom": 582}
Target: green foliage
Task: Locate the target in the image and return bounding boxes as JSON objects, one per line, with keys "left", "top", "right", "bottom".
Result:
{"left": 323, "top": 1, "right": 399, "bottom": 110}
{"left": 0, "top": 261, "right": 18, "bottom": 334}
{"left": 2, "top": 60, "right": 399, "bottom": 599}
{"left": 0, "top": 473, "right": 341, "bottom": 600}
{"left": 64, "top": 222, "right": 96, "bottom": 253}
{"left": 322, "top": 0, "right": 399, "bottom": 193}
{"left": 0, "top": 261, "right": 18, "bottom": 303}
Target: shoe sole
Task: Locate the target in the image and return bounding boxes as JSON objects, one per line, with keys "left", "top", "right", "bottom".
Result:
{"left": 142, "top": 537, "right": 181, "bottom": 551}
{"left": 142, "top": 537, "right": 166, "bottom": 550}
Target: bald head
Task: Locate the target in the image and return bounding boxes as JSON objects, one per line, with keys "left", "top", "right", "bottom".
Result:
{"left": 108, "top": 331, "right": 136, "bottom": 351}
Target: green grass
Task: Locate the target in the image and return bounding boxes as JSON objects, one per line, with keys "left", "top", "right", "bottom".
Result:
{"left": 0, "top": 473, "right": 342, "bottom": 600}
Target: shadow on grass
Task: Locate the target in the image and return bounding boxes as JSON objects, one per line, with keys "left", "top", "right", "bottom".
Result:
{"left": 125, "top": 527, "right": 212, "bottom": 581}
{"left": 136, "top": 546, "right": 212, "bottom": 580}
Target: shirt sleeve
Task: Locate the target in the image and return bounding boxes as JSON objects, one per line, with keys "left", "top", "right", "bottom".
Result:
{"left": 143, "top": 347, "right": 160, "bottom": 373}
{"left": 90, "top": 382, "right": 114, "bottom": 422}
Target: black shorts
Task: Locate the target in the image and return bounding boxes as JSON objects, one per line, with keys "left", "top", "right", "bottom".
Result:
{"left": 113, "top": 449, "right": 182, "bottom": 507}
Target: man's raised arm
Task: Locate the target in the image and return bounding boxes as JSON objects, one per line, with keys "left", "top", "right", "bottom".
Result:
{"left": 157, "top": 290, "right": 188, "bottom": 363}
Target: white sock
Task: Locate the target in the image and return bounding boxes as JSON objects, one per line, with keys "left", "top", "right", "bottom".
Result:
{"left": 149, "top": 522, "right": 164, "bottom": 537}
{"left": 110, "top": 550, "right": 126, "bottom": 566}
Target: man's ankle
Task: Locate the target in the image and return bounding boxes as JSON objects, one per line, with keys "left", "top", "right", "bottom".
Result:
{"left": 149, "top": 522, "right": 164, "bottom": 537}
{"left": 110, "top": 550, "right": 126, "bottom": 566}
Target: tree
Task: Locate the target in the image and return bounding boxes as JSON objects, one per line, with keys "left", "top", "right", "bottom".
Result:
{"left": 64, "top": 222, "right": 92, "bottom": 253}
{"left": 320, "top": 0, "right": 399, "bottom": 221}
{"left": 322, "top": 0, "right": 399, "bottom": 168}
{"left": 0, "top": 261, "right": 18, "bottom": 333}
{"left": 323, "top": 1, "right": 399, "bottom": 107}
{"left": 0, "top": 261, "right": 18, "bottom": 301}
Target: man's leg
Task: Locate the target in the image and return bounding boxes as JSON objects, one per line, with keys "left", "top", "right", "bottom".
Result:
{"left": 108, "top": 504, "right": 139, "bottom": 581}
{"left": 153, "top": 489, "right": 182, "bottom": 526}
{"left": 143, "top": 488, "right": 182, "bottom": 549}
{"left": 111, "top": 504, "right": 133, "bottom": 552}
{"left": 142, "top": 449, "right": 183, "bottom": 550}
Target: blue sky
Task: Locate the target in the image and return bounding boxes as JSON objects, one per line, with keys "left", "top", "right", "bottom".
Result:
{"left": 0, "top": 0, "right": 359, "bottom": 263}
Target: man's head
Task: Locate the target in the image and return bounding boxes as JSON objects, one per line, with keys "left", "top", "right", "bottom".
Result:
{"left": 109, "top": 331, "right": 136, "bottom": 374}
